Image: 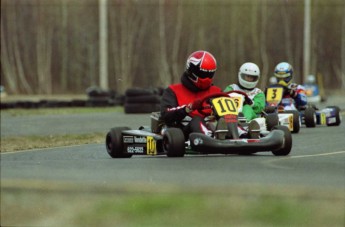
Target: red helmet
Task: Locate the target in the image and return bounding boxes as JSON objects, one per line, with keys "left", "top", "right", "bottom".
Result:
{"left": 186, "top": 50, "right": 217, "bottom": 90}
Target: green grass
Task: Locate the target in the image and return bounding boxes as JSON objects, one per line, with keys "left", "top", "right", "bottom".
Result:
{"left": 1, "top": 107, "right": 123, "bottom": 152}
{"left": 1, "top": 106, "right": 345, "bottom": 226}
{"left": 0, "top": 133, "right": 105, "bottom": 153}
{"left": 1, "top": 184, "right": 344, "bottom": 227}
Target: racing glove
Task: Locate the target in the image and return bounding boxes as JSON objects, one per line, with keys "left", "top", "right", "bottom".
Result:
{"left": 284, "top": 87, "right": 297, "bottom": 98}
{"left": 185, "top": 99, "right": 203, "bottom": 113}
{"left": 244, "top": 96, "right": 254, "bottom": 106}
{"left": 288, "top": 89, "right": 297, "bottom": 98}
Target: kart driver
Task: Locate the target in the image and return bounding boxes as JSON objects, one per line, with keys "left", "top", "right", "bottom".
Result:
{"left": 223, "top": 62, "right": 266, "bottom": 121}
{"left": 160, "top": 50, "right": 222, "bottom": 139}
{"left": 267, "top": 62, "right": 307, "bottom": 110}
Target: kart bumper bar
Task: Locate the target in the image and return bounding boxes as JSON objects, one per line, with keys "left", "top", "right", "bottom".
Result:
{"left": 189, "top": 130, "right": 285, "bottom": 154}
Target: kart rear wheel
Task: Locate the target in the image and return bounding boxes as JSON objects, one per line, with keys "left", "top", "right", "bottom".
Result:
{"left": 304, "top": 107, "right": 316, "bottom": 127}
{"left": 326, "top": 106, "right": 341, "bottom": 126}
{"left": 265, "top": 106, "right": 276, "bottom": 114}
{"left": 285, "top": 110, "right": 301, "bottom": 133}
{"left": 271, "top": 125, "right": 292, "bottom": 156}
{"left": 106, "top": 127, "right": 132, "bottom": 158}
{"left": 265, "top": 113, "right": 279, "bottom": 131}
{"left": 163, "top": 128, "right": 185, "bottom": 157}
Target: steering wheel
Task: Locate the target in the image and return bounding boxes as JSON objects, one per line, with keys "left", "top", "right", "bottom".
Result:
{"left": 197, "top": 90, "right": 251, "bottom": 116}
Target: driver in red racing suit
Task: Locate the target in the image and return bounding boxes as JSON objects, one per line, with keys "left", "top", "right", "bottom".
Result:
{"left": 160, "top": 50, "right": 222, "bottom": 139}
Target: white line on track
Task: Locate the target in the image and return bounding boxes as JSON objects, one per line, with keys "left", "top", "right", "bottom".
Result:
{"left": 262, "top": 150, "right": 345, "bottom": 169}
{"left": 289, "top": 150, "right": 345, "bottom": 159}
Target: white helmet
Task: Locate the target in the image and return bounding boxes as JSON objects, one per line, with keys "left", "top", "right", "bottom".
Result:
{"left": 238, "top": 62, "right": 260, "bottom": 90}
{"left": 269, "top": 76, "right": 278, "bottom": 85}
{"left": 306, "top": 74, "right": 316, "bottom": 84}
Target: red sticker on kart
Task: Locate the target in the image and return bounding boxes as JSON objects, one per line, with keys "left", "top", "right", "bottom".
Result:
{"left": 224, "top": 114, "right": 237, "bottom": 123}
{"left": 211, "top": 97, "right": 239, "bottom": 116}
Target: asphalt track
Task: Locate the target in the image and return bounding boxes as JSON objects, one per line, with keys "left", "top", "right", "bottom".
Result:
{"left": 1, "top": 101, "right": 345, "bottom": 191}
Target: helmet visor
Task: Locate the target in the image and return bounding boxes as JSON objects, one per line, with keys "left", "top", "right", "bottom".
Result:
{"left": 192, "top": 70, "right": 215, "bottom": 79}
{"left": 240, "top": 73, "right": 259, "bottom": 82}
{"left": 278, "top": 76, "right": 292, "bottom": 84}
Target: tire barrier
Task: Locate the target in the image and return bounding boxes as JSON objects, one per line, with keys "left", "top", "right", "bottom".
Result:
{"left": 124, "top": 87, "right": 163, "bottom": 114}
{"left": 0, "top": 96, "right": 125, "bottom": 109}
{"left": 86, "top": 86, "right": 124, "bottom": 107}
{"left": 0, "top": 86, "right": 163, "bottom": 110}
{"left": 0, "top": 86, "right": 125, "bottom": 109}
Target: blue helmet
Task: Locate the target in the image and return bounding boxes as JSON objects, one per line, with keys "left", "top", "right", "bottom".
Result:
{"left": 274, "top": 62, "right": 293, "bottom": 87}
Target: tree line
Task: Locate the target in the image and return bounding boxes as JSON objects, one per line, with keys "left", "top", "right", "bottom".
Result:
{"left": 1, "top": 0, "right": 344, "bottom": 95}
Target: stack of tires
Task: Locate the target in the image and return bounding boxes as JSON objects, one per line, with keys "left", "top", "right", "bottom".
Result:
{"left": 86, "top": 86, "right": 124, "bottom": 107}
{"left": 124, "top": 87, "right": 163, "bottom": 114}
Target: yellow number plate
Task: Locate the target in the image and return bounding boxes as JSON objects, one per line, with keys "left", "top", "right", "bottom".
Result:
{"left": 266, "top": 87, "right": 284, "bottom": 104}
{"left": 211, "top": 97, "right": 239, "bottom": 117}
{"left": 289, "top": 114, "right": 293, "bottom": 131}
{"left": 146, "top": 136, "right": 157, "bottom": 155}
{"left": 320, "top": 113, "right": 326, "bottom": 125}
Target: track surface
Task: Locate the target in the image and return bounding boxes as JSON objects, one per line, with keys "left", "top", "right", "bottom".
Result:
{"left": 1, "top": 113, "right": 345, "bottom": 191}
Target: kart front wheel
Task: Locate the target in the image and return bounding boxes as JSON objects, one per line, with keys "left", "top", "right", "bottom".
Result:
{"left": 163, "top": 128, "right": 185, "bottom": 157}
{"left": 106, "top": 127, "right": 132, "bottom": 158}
{"left": 271, "top": 125, "right": 292, "bottom": 156}
{"left": 285, "top": 110, "right": 301, "bottom": 133}
{"left": 304, "top": 107, "right": 316, "bottom": 127}
{"left": 326, "top": 106, "right": 341, "bottom": 126}
{"left": 265, "top": 113, "right": 279, "bottom": 131}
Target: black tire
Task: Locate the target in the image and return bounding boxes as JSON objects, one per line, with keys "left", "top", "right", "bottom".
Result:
{"left": 124, "top": 103, "right": 160, "bottom": 113}
{"left": 326, "top": 106, "right": 341, "bottom": 126}
{"left": 265, "top": 106, "right": 276, "bottom": 114}
{"left": 265, "top": 113, "right": 279, "bottom": 131}
{"left": 71, "top": 99, "right": 86, "bottom": 107}
{"left": 271, "top": 125, "right": 292, "bottom": 156}
{"left": 125, "top": 95, "right": 161, "bottom": 104}
{"left": 284, "top": 110, "right": 301, "bottom": 133}
{"left": 163, "top": 128, "right": 185, "bottom": 157}
{"left": 304, "top": 107, "right": 316, "bottom": 127}
{"left": 125, "top": 88, "right": 155, "bottom": 97}
{"left": 87, "top": 97, "right": 110, "bottom": 107}
{"left": 105, "top": 127, "right": 132, "bottom": 158}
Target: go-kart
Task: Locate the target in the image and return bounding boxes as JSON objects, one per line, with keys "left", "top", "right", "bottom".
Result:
{"left": 226, "top": 90, "right": 280, "bottom": 132}
{"left": 265, "top": 86, "right": 341, "bottom": 128}
{"left": 304, "top": 82, "right": 322, "bottom": 103}
{"left": 266, "top": 86, "right": 302, "bottom": 133}
{"left": 299, "top": 105, "right": 341, "bottom": 127}
{"left": 105, "top": 91, "right": 292, "bottom": 158}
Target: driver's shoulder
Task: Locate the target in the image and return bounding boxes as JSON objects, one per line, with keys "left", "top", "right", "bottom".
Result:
{"left": 224, "top": 84, "right": 239, "bottom": 91}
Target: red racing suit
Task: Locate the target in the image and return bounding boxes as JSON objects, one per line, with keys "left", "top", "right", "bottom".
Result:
{"left": 160, "top": 73, "right": 221, "bottom": 129}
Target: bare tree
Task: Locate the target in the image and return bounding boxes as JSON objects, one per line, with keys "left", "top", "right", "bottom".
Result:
{"left": 1, "top": 2, "right": 33, "bottom": 94}
{"left": 158, "top": 0, "right": 172, "bottom": 86}
{"left": 259, "top": 2, "right": 270, "bottom": 88}
{"left": 35, "top": 3, "right": 53, "bottom": 94}
{"left": 281, "top": 1, "right": 293, "bottom": 65}
{"left": 1, "top": 0, "right": 343, "bottom": 94}
{"left": 60, "top": 0, "right": 69, "bottom": 92}
{"left": 171, "top": 0, "right": 183, "bottom": 84}
{"left": 1, "top": 13, "right": 18, "bottom": 93}
{"left": 341, "top": 8, "right": 345, "bottom": 89}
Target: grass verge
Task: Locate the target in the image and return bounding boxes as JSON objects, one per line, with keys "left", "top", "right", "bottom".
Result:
{"left": 1, "top": 182, "right": 344, "bottom": 227}
{"left": 1, "top": 133, "right": 104, "bottom": 153}
{"left": 1, "top": 106, "right": 345, "bottom": 226}
{"left": 1, "top": 107, "right": 122, "bottom": 152}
